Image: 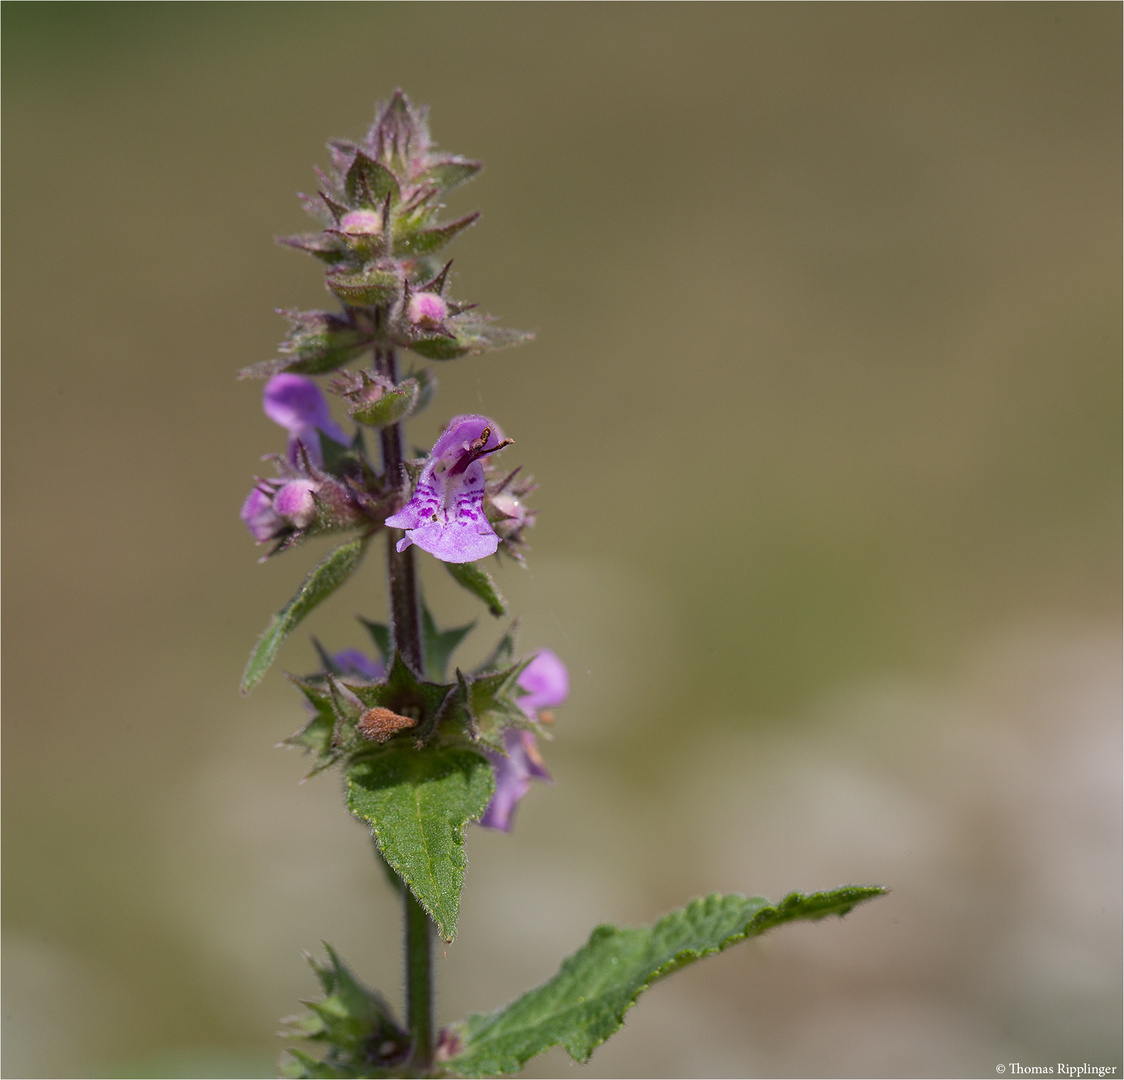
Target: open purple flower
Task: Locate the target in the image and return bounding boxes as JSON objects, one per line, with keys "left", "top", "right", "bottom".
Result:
{"left": 263, "top": 373, "right": 348, "bottom": 467}
{"left": 480, "top": 649, "right": 568, "bottom": 832}
{"left": 385, "top": 415, "right": 512, "bottom": 563}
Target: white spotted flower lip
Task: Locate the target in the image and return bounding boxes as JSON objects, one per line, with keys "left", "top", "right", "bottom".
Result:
{"left": 385, "top": 414, "right": 512, "bottom": 563}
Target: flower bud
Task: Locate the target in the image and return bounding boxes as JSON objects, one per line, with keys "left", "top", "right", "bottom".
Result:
{"left": 273, "top": 479, "right": 319, "bottom": 529}
{"left": 339, "top": 209, "right": 383, "bottom": 234}
{"left": 407, "top": 292, "right": 448, "bottom": 329}
{"left": 241, "top": 485, "right": 282, "bottom": 542}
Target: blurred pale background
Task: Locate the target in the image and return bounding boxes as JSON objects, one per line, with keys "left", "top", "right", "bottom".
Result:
{"left": 3, "top": 4, "right": 1120, "bottom": 1078}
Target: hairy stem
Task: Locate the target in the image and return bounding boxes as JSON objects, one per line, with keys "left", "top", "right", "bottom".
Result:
{"left": 376, "top": 345, "right": 423, "bottom": 673}
{"left": 404, "top": 888, "right": 435, "bottom": 1075}
{"left": 375, "top": 342, "right": 432, "bottom": 1073}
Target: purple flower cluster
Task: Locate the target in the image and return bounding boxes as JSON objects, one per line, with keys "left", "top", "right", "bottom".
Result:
{"left": 241, "top": 375, "right": 344, "bottom": 542}
{"left": 241, "top": 374, "right": 373, "bottom": 547}
{"left": 241, "top": 380, "right": 528, "bottom": 565}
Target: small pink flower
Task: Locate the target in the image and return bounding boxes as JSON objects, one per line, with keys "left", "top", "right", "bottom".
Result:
{"left": 339, "top": 209, "right": 383, "bottom": 234}
{"left": 407, "top": 292, "right": 448, "bottom": 328}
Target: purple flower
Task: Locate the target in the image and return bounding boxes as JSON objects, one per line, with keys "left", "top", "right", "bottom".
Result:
{"left": 332, "top": 649, "right": 384, "bottom": 681}
{"left": 385, "top": 415, "right": 512, "bottom": 563}
{"left": 241, "top": 485, "right": 283, "bottom": 543}
{"left": 514, "top": 648, "right": 569, "bottom": 715}
{"left": 263, "top": 373, "right": 349, "bottom": 467}
{"left": 479, "top": 649, "right": 568, "bottom": 832}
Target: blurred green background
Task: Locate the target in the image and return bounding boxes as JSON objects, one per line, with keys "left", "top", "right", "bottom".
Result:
{"left": 3, "top": 3, "right": 1120, "bottom": 1077}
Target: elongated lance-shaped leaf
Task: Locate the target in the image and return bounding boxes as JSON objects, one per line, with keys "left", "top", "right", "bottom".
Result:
{"left": 444, "top": 560, "right": 507, "bottom": 617}
{"left": 347, "top": 745, "right": 494, "bottom": 942}
{"left": 241, "top": 537, "right": 369, "bottom": 693}
{"left": 443, "top": 886, "right": 887, "bottom": 1076}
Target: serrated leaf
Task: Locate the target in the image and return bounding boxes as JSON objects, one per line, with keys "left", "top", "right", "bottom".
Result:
{"left": 444, "top": 560, "right": 507, "bottom": 616}
{"left": 346, "top": 745, "right": 494, "bottom": 941}
{"left": 444, "top": 887, "right": 886, "bottom": 1076}
{"left": 241, "top": 537, "right": 368, "bottom": 693}
{"left": 393, "top": 211, "right": 480, "bottom": 258}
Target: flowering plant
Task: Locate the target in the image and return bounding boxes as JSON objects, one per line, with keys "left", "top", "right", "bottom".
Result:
{"left": 239, "top": 92, "right": 884, "bottom": 1078}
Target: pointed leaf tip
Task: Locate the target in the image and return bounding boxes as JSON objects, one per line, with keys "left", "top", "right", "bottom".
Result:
{"left": 444, "top": 886, "right": 886, "bottom": 1075}
{"left": 443, "top": 560, "right": 507, "bottom": 616}
{"left": 346, "top": 746, "right": 494, "bottom": 941}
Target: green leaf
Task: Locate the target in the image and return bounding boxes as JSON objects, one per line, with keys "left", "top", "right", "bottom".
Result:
{"left": 241, "top": 537, "right": 368, "bottom": 693}
{"left": 408, "top": 318, "right": 533, "bottom": 362}
{"left": 346, "top": 745, "right": 494, "bottom": 941}
{"left": 418, "top": 158, "right": 483, "bottom": 195}
{"left": 359, "top": 618, "right": 392, "bottom": 664}
{"left": 239, "top": 310, "right": 372, "bottom": 379}
{"left": 420, "top": 600, "right": 475, "bottom": 681}
{"left": 474, "top": 621, "right": 519, "bottom": 675}
{"left": 348, "top": 378, "right": 419, "bottom": 428}
{"left": 409, "top": 366, "right": 437, "bottom": 415}
{"left": 344, "top": 151, "right": 401, "bottom": 209}
{"left": 393, "top": 211, "right": 480, "bottom": 258}
{"left": 280, "top": 944, "right": 408, "bottom": 1078}
{"left": 444, "top": 561, "right": 507, "bottom": 617}
{"left": 276, "top": 232, "right": 347, "bottom": 264}
{"left": 327, "top": 264, "right": 401, "bottom": 307}
{"left": 282, "top": 676, "right": 339, "bottom": 766}
{"left": 443, "top": 887, "right": 887, "bottom": 1076}
{"left": 406, "top": 334, "right": 471, "bottom": 362}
